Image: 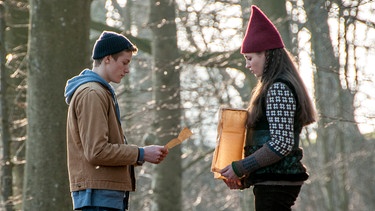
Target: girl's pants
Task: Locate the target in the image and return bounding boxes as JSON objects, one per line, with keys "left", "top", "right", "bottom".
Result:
{"left": 253, "top": 184, "right": 302, "bottom": 211}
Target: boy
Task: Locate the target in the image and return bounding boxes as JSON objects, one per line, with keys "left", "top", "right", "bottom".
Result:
{"left": 64, "top": 31, "right": 168, "bottom": 211}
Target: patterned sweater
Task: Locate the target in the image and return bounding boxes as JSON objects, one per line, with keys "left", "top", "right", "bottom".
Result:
{"left": 232, "top": 81, "right": 308, "bottom": 186}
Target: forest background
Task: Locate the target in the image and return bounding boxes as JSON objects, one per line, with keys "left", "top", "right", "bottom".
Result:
{"left": 0, "top": 0, "right": 374, "bottom": 211}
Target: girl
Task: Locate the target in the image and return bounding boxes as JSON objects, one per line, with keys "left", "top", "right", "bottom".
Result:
{"left": 220, "top": 6, "right": 316, "bottom": 211}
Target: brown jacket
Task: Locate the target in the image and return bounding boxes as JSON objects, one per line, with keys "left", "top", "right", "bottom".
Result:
{"left": 67, "top": 82, "right": 139, "bottom": 192}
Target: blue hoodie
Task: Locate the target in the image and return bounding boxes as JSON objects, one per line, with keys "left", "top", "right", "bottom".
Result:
{"left": 64, "top": 69, "right": 121, "bottom": 124}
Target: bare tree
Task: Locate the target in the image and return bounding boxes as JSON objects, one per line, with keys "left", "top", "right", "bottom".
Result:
{"left": 1, "top": 1, "right": 29, "bottom": 210}
{"left": 304, "top": 0, "right": 368, "bottom": 210}
{"left": 22, "top": 0, "right": 91, "bottom": 210}
{"left": 149, "top": 0, "right": 182, "bottom": 210}
{"left": 0, "top": 3, "right": 13, "bottom": 210}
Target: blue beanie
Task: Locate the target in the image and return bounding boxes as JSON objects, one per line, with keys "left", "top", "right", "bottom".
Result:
{"left": 92, "top": 31, "right": 135, "bottom": 59}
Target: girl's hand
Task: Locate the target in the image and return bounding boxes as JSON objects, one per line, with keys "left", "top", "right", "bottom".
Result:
{"left": 220, "top": 164, "right": 238, "bottom": 180}
{"left": 220, "top": 164, "right": 243, "bottom": 189}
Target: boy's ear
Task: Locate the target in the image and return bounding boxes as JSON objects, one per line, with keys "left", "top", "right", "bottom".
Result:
{"left": 104, "top": 55, "right": 111, "bottom": 63}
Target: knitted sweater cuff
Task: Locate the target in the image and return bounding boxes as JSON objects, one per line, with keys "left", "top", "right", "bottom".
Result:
{"left": 233, "top": 145, "right": 283, "bottom": 177}
{"left": 231, "top": 161, "right": 243, "bottom": 177}
{"left": 232, "top": 156, "right": 260, "bottom": 177}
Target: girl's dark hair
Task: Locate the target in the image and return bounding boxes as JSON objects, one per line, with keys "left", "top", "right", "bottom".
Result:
{"left": 247, "top": 48, "right": 316, "bottom": 127}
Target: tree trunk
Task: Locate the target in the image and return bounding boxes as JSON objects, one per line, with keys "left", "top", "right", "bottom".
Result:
{"left": 304, "top": 0, "right": 363, "bottom": 210}
{"left": 306, "top": 1, "right": 342, "bottom": 210}
{"left": 0, "top": 3, "right": 13, "bottom": 210}
{"left": 149, "top": 0, "right": 182, "bottom": 210}
{"left": 22, "top": 0, "right": 91, "bottom": 210}
{"left": 1, "top": 1, "right": 29, "bottom": 210}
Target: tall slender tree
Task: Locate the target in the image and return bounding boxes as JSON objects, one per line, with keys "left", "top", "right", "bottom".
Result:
{"left": 22, "top": 0, "right": 91, "bottom": 210}
{"left": 0, "top": 3, "right": 13, "bottom": 210}
{"left": 304, "top": 0, "right": 365, "bottom": 210}
{"left": 149, "top": 0, "right": 182, "bottom": 210}
{"left": 1, "top": 1, "right": 29, "bottom": 210}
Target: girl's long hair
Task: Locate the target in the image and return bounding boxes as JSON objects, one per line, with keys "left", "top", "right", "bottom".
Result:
{"left": 247, "top": 48, "right": 316, "bottom": 127}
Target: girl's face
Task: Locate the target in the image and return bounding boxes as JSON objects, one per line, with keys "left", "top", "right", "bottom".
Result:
{"left": 243, "top": 52, "right": 266, "bottom": 78}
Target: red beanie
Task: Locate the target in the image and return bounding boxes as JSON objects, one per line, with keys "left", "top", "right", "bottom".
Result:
{"left": 241, "top": 5, "right": 284, "bottom": 53}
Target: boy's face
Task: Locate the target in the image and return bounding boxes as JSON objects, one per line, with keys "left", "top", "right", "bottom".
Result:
{"left": 102, "top": 51, "right": 133, "bottom": 83}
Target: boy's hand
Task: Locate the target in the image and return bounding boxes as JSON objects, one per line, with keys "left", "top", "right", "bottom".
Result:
{"left": 143, "top": 145, "right": 169, "bottom": 164}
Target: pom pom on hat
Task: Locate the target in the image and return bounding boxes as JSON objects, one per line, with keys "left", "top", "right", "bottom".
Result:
{"left": 241, "top": 5, "right": 284, "bottom": 53}
{"left": 92, "top": 31, "right": 135, "bottom": 59}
